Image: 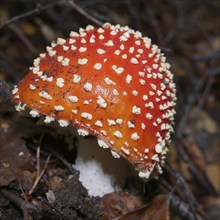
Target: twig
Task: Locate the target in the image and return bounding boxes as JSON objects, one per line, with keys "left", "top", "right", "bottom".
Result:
{"left": 174, "top": 140, "right": 216, "bottom": 195}
{"left": 161, "top": 178, "right": 207, "bottom": 220}
{"left": 125, "top": 0, "right": 143, "bottom": 31}
{"left": 0, "top": 1, "right": 63, "bottom": 29}
{"left": 0, "top": 188, "right": 37, "bottom": 220}
{"left": 166, "top": 164, "right": 198, "bottom": 210}
{"left": 165, "top": 0, "right": 185, "bottom": 43}
{"left": 165, "top": 164, "right": 209, "bottom": 220}
{"left": 144, "top": 1, "right": 166, "bottom": 47}
{"left": 67, "top": 0, "right": 103, "bottom": 26}
{"left": 36, "top": 145, "right": 41, "bottom": 178}
{"left": 0, "top": 80, "right": 12, "bottom": 103}
{"left": 29, "top": 154, "right": 51, "bottom": 195}
{"left": 41, "top": 200, "right": 72, "bottom": 220}
{"left": 16, "top": 176, "right": 28, "bottom": 202}
{"left": 35, "top": 135, "right": 44, "bottom": 178}
{"left": 176, "top": 77, "right": 204, "bottom": 139}
{"left": 48, "top": 148, "right": 78, "bottom": 174}
{"left": 8, "top": 24, "right": 38, "bottom": 55}
{"left": 195, "top": 74, "right": 215, "bottom": 120}
{"left": 170, "top": 194, "right": 198, "bottom": 220}
{"left": 194, "top": 51, "right": 218, "bottom": 120}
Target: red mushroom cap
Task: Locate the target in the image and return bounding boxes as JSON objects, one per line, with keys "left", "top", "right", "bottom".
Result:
{"left": 12, "top": 23, "right": 176, "bottom": 178}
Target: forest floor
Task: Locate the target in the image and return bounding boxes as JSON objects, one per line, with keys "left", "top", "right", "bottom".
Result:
{"left": 0, "top": 0, "right": 219, "bottom": 219}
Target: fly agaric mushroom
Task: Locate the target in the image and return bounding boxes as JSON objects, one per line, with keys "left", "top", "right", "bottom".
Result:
{"left": 12, "top": 23, "right": 176, "bottom": 179}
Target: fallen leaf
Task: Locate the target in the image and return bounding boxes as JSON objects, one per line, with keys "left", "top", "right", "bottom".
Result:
{"left": 118, "top": 194, "right": 170, "bottom": 220}
{"left": 206, "top": 165, "right": 220, "bottom": 193}
{"left": 100, "top": 192, "right": 143, "bottom": 219}
{"left": 0, "top": 119, "right": 32, "bottom": 186}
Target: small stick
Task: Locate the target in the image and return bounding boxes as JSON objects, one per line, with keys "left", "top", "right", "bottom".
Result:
{"left": 29, "top": 154, "right": 51, "bottom": 195}
{"left": 8, "top": 24, "right": 38, "bottom": 55}
{"left": 48, "top": 148, "right": 78, "bottom": 174}
{"left": 0, "top": 2, "right": 62, "bottom": 29}
{"left": 67, "top": 0, "right": 103, "bottom": 26}
{"left": 0, "top": 188, "right": 37, "bottom": 220}
{"left": 36, "top": 145, "right": 41, "bottom": 178}
{"left": 16, "top": 176, "right": 28, "bottom": 202}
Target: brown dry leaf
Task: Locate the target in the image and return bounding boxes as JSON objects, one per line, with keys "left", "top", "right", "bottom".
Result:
{"left": 100, "top": 192, "right": 143, "bottom": 219}
{"left": 206, "top": 165, "right": 220, "bottom": 193}
{"left": 205, "top": 133, "right": 220, "bottom": 193}
{"left": 100, "top": 193, "right": 170, "bottom": 220}
{"left": 17, "top": 170, "right": 35, "bottom": 192}
{"left": 21, "top": 22, "right": 38, "bottom": 35}
{"left": 118, "top": 194, "right": 170, "bottom": 220}
{"left": 0, "top": 119, "right": 32, "bottom": 186}
{"left": 49, "top": 176, "right": 63, "bottom": 190}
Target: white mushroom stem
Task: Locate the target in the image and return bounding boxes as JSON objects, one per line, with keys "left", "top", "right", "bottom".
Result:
{"left": 72, "top": 135, "right": 134, "bottom": 197}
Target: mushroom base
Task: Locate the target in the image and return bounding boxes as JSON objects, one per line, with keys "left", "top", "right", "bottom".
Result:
{"left": 73, "top": 135, "right": 135, "bottom": 197}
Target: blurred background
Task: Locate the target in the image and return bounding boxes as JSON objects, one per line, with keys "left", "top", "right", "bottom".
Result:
{"left": 0, "top": 0, "right": 219, "bottom": 219}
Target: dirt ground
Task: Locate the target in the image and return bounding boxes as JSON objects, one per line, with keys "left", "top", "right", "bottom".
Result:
{"left": 0, "top": 0, "right": 219, "bottom": 219}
